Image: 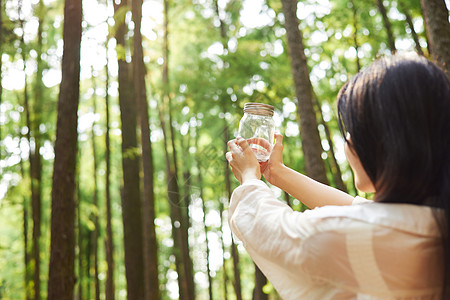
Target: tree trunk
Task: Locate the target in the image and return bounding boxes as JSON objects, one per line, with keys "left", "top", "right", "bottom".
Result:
{"left": 19, "top": 11, "right": 32, "bottom": 298}
{"left": 158, "top": 105, "right": 194, "bottom": 300}
{"left": 31, "top": 2, "right": 45, "bottom": 298}
{"left": 349, "top": 0, "right": 361, "bottom": 72}
{"left": 76, "top": 158, "right": 83, "bottom": 300}
{"left": 218, "top": 199, "right": 229, "bottom": 300}
{"left": 420, "top": 0, "right": 450, "bottom": 77}
{"left": 314, "top": 97, "right": 347, "bottom": 192}
{"left": 213, "top": 0, "right": 243, "bottom": 296}
{"left": 399, "top": 0, "right": 424, "bottom": 56}
{"left": 281, "top": 0, "right": 329, "bottom": 185}
{"left": 195, "top": 131, "right": 213, "bottom": 300}
{"left": 162, "top": 1, "right": 195, "bottom": 298}
{"left": 376, "top": 0, "right": 396, "bottom": 53}
{"left": 90, "top": 76, "right": 100, "bottom": 300}
{"left": 47, "top": 0, "right": 82, "bottom": 298}
{"left": 113, "top": 0, "right": 146, "bottom": 298}
{"left": 104, "top": 41, "right": 115, "bottom": 300}
{"left": 223, "top": 125, "right": 243, "bottom": 300}
{"left": 132, "top": 0, "right": 160, "bottom": 298}
{"left": 253, "top": 264, "right": 268, "bottom": 300}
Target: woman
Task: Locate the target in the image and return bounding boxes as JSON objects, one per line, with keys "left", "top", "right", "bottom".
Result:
{"left": 226, "top": 55, "right": 450, "bottom": 299}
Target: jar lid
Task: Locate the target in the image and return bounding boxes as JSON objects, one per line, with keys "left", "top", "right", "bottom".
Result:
{"left": 243, "top": 102, "right": 274, "bottom": 116}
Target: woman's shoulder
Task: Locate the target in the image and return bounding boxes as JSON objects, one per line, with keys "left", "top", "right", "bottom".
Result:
{"left": 302, "top": 200, "right": 441, "bottom": 237}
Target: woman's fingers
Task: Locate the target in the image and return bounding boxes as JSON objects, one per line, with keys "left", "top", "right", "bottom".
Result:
{"left": 274, "top": 133, "right": 283, "bottom": 145}
{"left": 225, "top": 151, "right": 233, "bottom": 162}
{"left": 246, "top": 137, "right": 271, "bottom": 150}
{"left": 227, "top": 139, "right": 240, "bottom": 153}
{"left": 236, "top": 137, "right": 250, "bottom": 152}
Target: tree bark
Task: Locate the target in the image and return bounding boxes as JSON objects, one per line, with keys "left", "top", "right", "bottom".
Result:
{"left": 398, "top": 0, "right": 424, "bottom": 56}
{"left": 162, "top": 1, "right": 195, "bottom": 298}
{"left": 349, "top": 0, "right": 361, "bottom": 72}
{"left": 31, "top": 2, "right": 45, "bottom": 298}
{"left": 104, "top": 41, "right": 115, "bottom": 300}
{"left": 47, "top": 0, "right": 82, "bottom": 298}
{"left": 90, "top": 75, "right": 100, "bottom": 300}
{"left": 76, "top": 159, "right": 83, "bottom": 300}
{"left": 281, "top": 0, "right": 329, "bottom": 184}
{"left": 213, "top": 0, "right": 243, "bottom": 297}
{"left": 253, "top": 264, "right": 268, "bottom": 300}
{"left": 376, "top": 0, "right": 397, "bottom": 53}
{"left": 195, "top": 130, "right": 213, "bottom": 300}
{"left": 18, "top": 8, "right": 32, "bottom": 298}
{"left": 132, "top": 0, "right": 160, "bottom": 298}
{"left": 113, "top": 0, "right": 146, "bottom": 298}
{"left": 223, "top": 124, "right": 243, "bottom": 300}
{"left": 314, "top": 97, "right": 347, "bottom": 192}
{"left": 420, "top": 0, "right": 450, "bottom": 77}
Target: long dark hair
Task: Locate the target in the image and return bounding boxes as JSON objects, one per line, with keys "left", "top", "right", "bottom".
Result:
{"left": 337, "top": 55, "right": 450, "bottom": 296}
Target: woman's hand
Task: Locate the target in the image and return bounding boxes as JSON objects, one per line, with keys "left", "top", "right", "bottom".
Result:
{"left": 259, "top": 133, "right": 284, "bottom": 185}
{"left": 226, "top": 137, "right": 261, "bottom": 184}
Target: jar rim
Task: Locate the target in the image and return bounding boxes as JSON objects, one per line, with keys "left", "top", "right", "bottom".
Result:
{"left": 243, "top": 102, "right": 274, "bottom": 116}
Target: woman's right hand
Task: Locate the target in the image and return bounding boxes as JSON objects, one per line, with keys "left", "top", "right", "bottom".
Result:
{"left": 260, "top": 133, "right": 284, "bottom": 185}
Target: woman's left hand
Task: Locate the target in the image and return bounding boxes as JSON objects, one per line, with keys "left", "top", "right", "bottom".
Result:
{"left": 226, "top": 137, "right": 261, "bottom": 184}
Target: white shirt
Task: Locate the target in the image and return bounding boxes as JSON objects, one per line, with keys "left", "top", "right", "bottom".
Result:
{"left": 229, "top": 179, "right": 443, "bottom": 300}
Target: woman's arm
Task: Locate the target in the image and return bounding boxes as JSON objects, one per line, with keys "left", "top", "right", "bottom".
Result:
{"left": 268, "top": 163, "right": 354, "bottom": 208}
{"left": 262, "top": 134, "right": 353, "bottom": 208}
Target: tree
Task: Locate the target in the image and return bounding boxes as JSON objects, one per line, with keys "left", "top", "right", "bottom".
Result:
{"left": 30, "top": 2, "right": 46, "bottom": 298}
{"left": 90, "top": 73, "right": 100, "bottom": 300}
{"left": 113, "top": 0, "right": 146, "bottom": 298}
{"left": 161, "top": 1, "right": 195, "bottom": 298}
{"left": 376, "top": 0, "right": 396, "bottom": 53}
{"left": 281, "top": 0, "right": 329, "bottom": 185}
{"left": 47, "top": 0, "right": 82, "bottom": 298}
{"left": 104, "top": 41, "right": 115, "bottom": 300}
{"left": 420, "top": 0, "right": 450, "bottom": 77}
{"left": 132, "top": 0, "right": 160, "bottom": 298}
{"left": 398, "top": 0, "right": 424, "bottom": 56}
{"left": 213, "top": 0, "right": 243, "bottom": 297}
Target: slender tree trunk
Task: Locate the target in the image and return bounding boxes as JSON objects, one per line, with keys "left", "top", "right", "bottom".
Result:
{"left": 214, "top": 193, "right": 229, "bottom": 300}
{"left": 314, "top": 98, "right": 347, "bottom": 192}
{"left": 31, "top": 3, "right": 45, "bottom": 298}
{"left": 420, "top": 0, "right": 450, "bottom": 77}
{"left": 253, "top": 264, "right": 268, "bottom": 300}
{"left": 104, "top": 42, "right": 115, "bottom": 300}
{"left": 132, "top": 0, "right": 160, "bottom": 298}
{"left": 398, "top": 1, "right": 424, "bottom": 56}
{"left": 213, "top": 0, "right": 243, "bottom": 296}
{"left": 376, "top": 0, "right": 397, "bottom": 53}
{"left": 47, "top": 0, "right": 82, "bottom": 298}
{"left": 223, "top": 124, "right": 242, "bottom": 300}
{"left": 158, "top": 105, "right": 192, "bottom": 300}
{"left": 20, "top": 134, "right": 31, "bottom": 300}
{"left": 349, "top": 0, "right": 361, "bottom": 72}
{"left": 162, "top": 1, "right": 195, "bottom": 298}
{"left": 281, "top": 0, "right": 329, "bottom": 184}
{"left": 76, "top": 156, "right": 83, "bottom": 300}
{"left": 90, "top": 76, "right": 100, "bottom": 300}
{"left": 19, "top": 10, "right": 32, "bottom": 298}
{"left": 113, "top": 0, "right": 146, "bottom": 298}
{"left": 195, "top": 131, "right": 213, "bottom": 300}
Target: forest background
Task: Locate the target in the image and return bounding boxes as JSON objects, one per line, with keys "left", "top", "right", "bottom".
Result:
{"left": 0, "top": 0, "right": 449, "bottom": 299}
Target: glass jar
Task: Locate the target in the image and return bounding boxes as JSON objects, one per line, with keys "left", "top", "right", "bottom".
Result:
{"left": 238, "top": 103, "right": 275, "bottom": 162}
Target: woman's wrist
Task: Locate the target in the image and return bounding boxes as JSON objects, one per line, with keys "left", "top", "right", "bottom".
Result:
{"left": 241, "top": 168, "right": 261, "bottom": 184}
{"left": 267, "top": 163, "right": 287, "bottom": 187}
